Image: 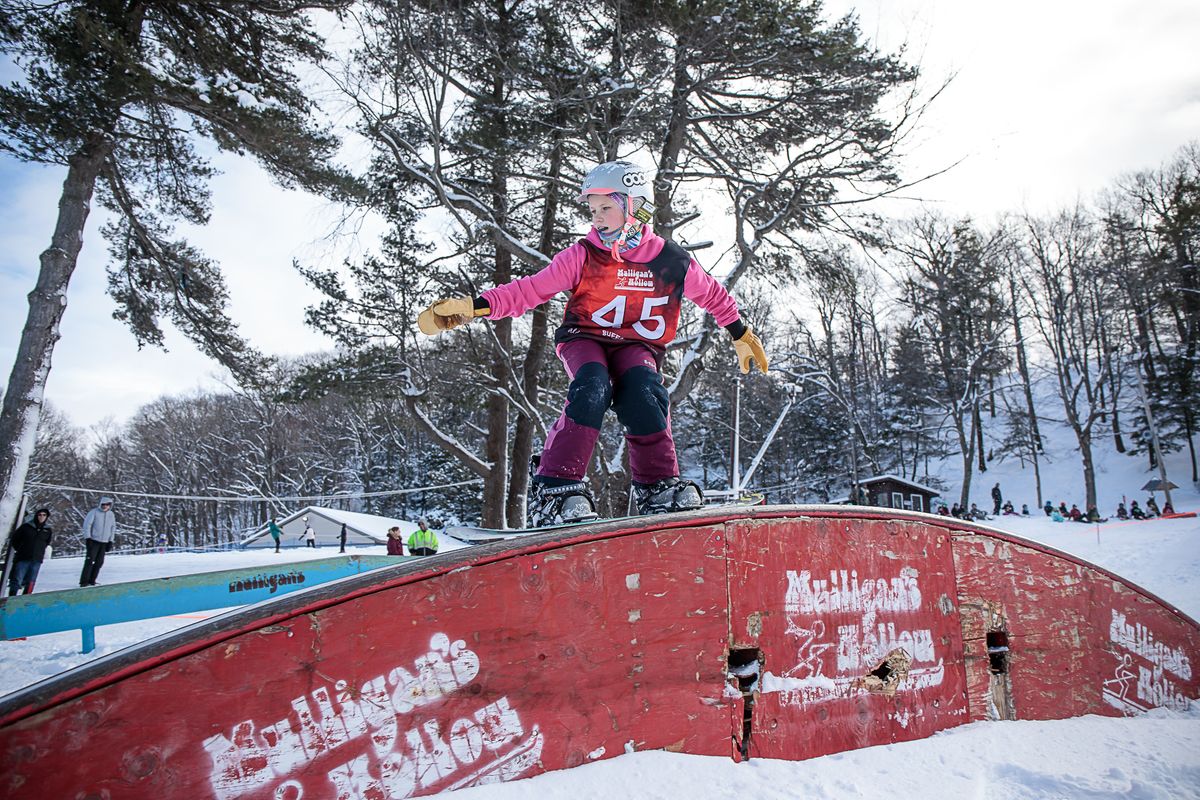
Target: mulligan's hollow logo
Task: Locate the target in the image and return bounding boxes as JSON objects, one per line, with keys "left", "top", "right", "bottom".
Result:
{"left": 229, "top": 571, "right": 306, "bottom": 595}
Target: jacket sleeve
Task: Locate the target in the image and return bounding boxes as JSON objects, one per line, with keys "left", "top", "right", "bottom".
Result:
{"left": 81, "top": 509, "right": 96, "bottom": 539}
{"left": 683, "top": 259, "right": 741, "bottom": 327}
{"left": 480, "top": 243, "right": 585, "bottom": 319}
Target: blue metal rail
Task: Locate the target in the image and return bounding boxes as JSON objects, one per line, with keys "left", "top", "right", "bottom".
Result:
{"left": 0, "top": 554, "right": 404, "bottom": 653}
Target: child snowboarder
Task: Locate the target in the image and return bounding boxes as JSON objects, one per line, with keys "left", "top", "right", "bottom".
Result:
{"left": 418, "top": 160, "right": 768, "bottom": 526}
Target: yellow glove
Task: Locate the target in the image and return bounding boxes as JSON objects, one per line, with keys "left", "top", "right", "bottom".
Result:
{"left": 417, "top": 296, "right": 489, "bottom": 336}
{"left": 733, "top": 327, "right": 768, "bottom": 374}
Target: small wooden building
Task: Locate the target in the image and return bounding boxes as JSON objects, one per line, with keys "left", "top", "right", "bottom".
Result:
{"left": 848, "top": 474, "right": 942, "bottom": 513}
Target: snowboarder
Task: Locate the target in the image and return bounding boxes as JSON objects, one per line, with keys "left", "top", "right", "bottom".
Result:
{"left": 417, "top": 160, "right": 768, "bottom": 526}
{"left": 79, "top": 496, "right": 117, "bottom": 587}
{"left": 268, "top": 518, "right": 283, "bottom": 553}
{"left": 8, "top": 508, "right": 52, "bottom": 596}
{"left": 408, "top": 518, "right": 438, "bottom": 556}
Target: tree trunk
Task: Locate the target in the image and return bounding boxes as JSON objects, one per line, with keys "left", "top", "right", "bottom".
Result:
{"left": 0, "top": 139, "right": 110, "bottom": 549}
{"left": 974, "top": 401, "right": 986, "bottom": 473}
{"left": 1079, "top": 433, "right": 1097, "bottom": 511}
{"left": 504, "top": 123, "right": 565, "bottom": 527}
{"left": 1010, "top": 287, "right": 1042, "bottom": 452}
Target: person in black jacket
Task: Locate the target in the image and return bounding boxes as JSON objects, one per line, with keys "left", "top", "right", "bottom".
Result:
{"left": 9, "top": 508, "right": 53, "bottom": 596}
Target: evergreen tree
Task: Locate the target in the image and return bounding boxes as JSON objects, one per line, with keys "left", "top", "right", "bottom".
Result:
{"left": 0, "top": 0, "right": 354, "bottom": 550}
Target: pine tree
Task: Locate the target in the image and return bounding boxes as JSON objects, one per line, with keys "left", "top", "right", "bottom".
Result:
{"left": 0, "top": 1, "right": 354, "bottom": 548}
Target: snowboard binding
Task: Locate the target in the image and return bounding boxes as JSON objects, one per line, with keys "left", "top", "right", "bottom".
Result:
{"left": 633, "top": 477, "right": 704, "bottom": 515}
{"left": 527, "top": 480, "right": 599, "bottom": 527}
{"left": 527, "top": 456, "right": 598, "bottom": 527}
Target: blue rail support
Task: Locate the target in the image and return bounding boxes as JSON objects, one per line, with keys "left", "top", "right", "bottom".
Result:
{"left": 0, "top": 554, "right": 404, "bottom": 653}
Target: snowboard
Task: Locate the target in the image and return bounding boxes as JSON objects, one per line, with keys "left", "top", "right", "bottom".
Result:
{"left": 444, "top": 493, "right": 765, "bottom": 544}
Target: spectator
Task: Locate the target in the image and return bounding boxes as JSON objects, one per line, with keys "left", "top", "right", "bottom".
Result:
{"left": 991, "top": 483, "right": 1002, "bottom": 516}
{"left": 1043, "top": 500, "right": 1053, "bottom": 517}
{"left": 1058, "top": 502, "right": 1069, "bottom": 516}
{"left": 968, "top": 503, "right": 988, "bottom": 521}
{"left": 1085, "top": 505, "right": 1103, "bottom": 523}
{"left": 408, "top": 517, "right": 439, "bottom": 556}
{"left": 1130, "top": 501, "right": 1146, "bottom": 521}
{"left": 1051, "top": 508, "right": 1065, "bottom": 522}
{"left": 1068, "top": 504, "right": 1083, "bottom": 522}
{"left": 268, "top": 518, "right": 283, "bottom": 553}
{"left": 1116, "top": 502, "right": 1129, "bottom": 520}
{"left": 1002, "top": 500, "right": 1016, "bottom": 515}
{"left": 385, "top": 526, "right": 405, "bottom": 556}
{"left": 936, "top": 504, "right": 950, "bottom": 517}
{"left": 79, "top": 496, "right": 117, "bottom": 587}
{"left": 301, "top": 520, "right": 317, "bottom": 548}
{"left": 339, "top": 523, "right": 348, "bottom": 554}
{"left": 950, "top": 502, "right": 962, "bottom": 519}
{"left": 1145, "top": 497, "right": 1161, "bottom": 518}
{"left": 1021, "top": 504, "right": 1031, "bottom": 516}
{"left": 1162, "top": 500, "right": 1175, "bottom": 516}
{"left": 8, "top": 508, "right": 53, "bottom": 596}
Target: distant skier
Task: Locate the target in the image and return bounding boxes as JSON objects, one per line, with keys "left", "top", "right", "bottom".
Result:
{"left": 991, "top": 482, "right": 1002, "bottom": 516}
{"left": 268, "top": 518, "right": 283, "bottom": 553}
{"left": 79, "top": 496, "right": 117, "bottom": 587}
{"left": 417, "top": 160, "right": 768, "bottom": 526}
{"left": 338, "top": 522, "right": 347, "bottom": 554}
{"left": 1145, "top": 497, "right": 1161, "bottom": 518}
{"left": 385, "top": 526, "right": 405, "bottom": 556}
{"left": 8, "top": 508, "right": 52, "bottom": 596}
{"left": 407, "top": 518, "right": 438, "bottom": 556}
{"left": 301, "top": 521, "right": 316, "bottom": 548}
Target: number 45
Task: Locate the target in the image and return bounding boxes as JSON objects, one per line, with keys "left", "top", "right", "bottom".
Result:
{"left": 591, "top": 296, "right": 670, "bottom": 340}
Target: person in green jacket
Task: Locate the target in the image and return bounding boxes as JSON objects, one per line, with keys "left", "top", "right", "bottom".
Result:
{"left": 268, "top": 518, "right": 283, "bottom": 553}
{"left": 407, "top": 518, "right": 439, "bottom": 556}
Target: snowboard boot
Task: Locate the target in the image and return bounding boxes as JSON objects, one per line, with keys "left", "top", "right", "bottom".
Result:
{"left": 633, "top": 477, "right": 705, "bottom": 515}
{"left": 527, "top": 479, "right": 599, "bottom": 528}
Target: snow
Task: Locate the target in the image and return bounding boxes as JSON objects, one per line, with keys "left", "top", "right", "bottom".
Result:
{"left": 2, "top": 486, "right": 1199, "bottom": 796}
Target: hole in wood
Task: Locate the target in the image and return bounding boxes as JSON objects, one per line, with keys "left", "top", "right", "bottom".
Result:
{"left": 987, "top": 630, "right": 1010, "bottom": 675}
{"left": 727, "top": 647, "right": 763, "bottom": 760}
{"left": 860, "top": 649, "right": 913, "bottom": 696}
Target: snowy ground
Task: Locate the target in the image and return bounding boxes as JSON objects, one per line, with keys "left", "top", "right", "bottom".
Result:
{"left": 3, "top": 507, "right": 1199, "bottom": 798}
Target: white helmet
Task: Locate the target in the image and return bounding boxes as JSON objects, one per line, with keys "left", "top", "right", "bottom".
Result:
{"left": 577, "top": 160, "right": 654, "bottom": 203}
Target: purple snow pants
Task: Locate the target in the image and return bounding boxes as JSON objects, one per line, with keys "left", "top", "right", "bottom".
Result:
{"left": 537, "top": 338, "right": 678, "bottom": 485}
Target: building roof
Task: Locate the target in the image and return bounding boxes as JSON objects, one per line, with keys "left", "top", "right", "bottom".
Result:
{"left": 856, "top": 474, "right": 943, "bottom": 496}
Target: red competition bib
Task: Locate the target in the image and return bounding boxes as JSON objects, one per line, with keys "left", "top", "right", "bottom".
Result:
{"left": 555, "top": 238, "right": 690, "bottom": 352}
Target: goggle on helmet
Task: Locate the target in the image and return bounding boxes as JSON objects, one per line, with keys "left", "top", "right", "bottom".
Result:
{"left": 578, "top": 161, "right": 656, "bottom": 222}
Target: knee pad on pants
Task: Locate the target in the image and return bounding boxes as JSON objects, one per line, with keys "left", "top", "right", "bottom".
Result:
{"left": 613, "top": 365, "right": 669, "bottom": 435}
{"left": 565, "top": 362, "right": 613, "bottom": 429}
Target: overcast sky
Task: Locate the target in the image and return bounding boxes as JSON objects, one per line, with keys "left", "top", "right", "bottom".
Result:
{"left": 2, "top": 0, "right": 1198, "bottom": 431}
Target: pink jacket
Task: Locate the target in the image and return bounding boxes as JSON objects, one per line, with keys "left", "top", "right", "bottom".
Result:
{"left": 481, "top": 228, "right": 741, "bottom": 329}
